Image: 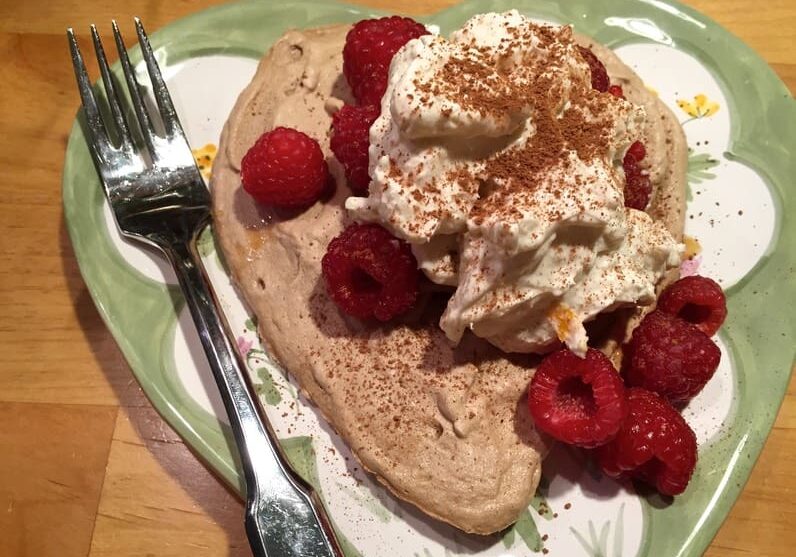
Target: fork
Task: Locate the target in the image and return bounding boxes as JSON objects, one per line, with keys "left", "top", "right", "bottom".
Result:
{"left": 67, "top": 19, "right": 342, "bottom": 557}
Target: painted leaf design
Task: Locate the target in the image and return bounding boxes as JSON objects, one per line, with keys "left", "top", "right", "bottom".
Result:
{"left": 255, "top": 367, "right": 282, "bottom": 405}
{"left": 335, "top": 481, "right": 392, "bottom": 523}
{"left": 502, "top": 509, "right": 543, "bottom": 551}
{"left": 196, "top": 226, "right": 216, "bottom": 257}
{"left": 688, "top": 152, "right": 720, "bottom": 184}
{"left": 281, "top": 436, "right": 319, "bottom": 489}
{"left": 570, "top": 503, "right": 627, "bottom": 557}
{"left": 501, "top": 524, "right": 516, "bottom": 548}
{"left": 280, "top": 436, "right": 364, "bottom": 557}
{"left": 247, "top": 349, "right": 299, "bottom": 401}
{"left": 336, "top": 533, "right": 364, "bottom": 557}
{"left": 504, "top": 476, "right": 550, "bottom": 549}
{"left": 514, "top": 509, "right": 543, "bottom": 551}
{"left": 596, "top": 521, "right": 610, "bottom": 556}
{"left": 612, "top": 504, "right": 625, "bottom": 557}
{"left": 530, "top": 485, "right": 554, "bottom": 521}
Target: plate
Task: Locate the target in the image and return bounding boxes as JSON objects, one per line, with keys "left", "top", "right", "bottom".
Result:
{"left": 62, "top": 0, "right": 795, "bottom": 555}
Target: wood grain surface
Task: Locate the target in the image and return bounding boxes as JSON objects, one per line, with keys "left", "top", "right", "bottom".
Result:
{"left": 0, "top": 0, "right": 793, "bottom": 555}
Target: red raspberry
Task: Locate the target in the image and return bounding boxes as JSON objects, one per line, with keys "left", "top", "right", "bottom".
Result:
{"left": 625, "top": 140, "right": 646, "bottom": 162}
{"left": 354, "top": 70, "right": 391, "bottom": 108}
{"left": 608, "top": 84, "right": 625, "bottom": 99}
{"left": 622, "top": 141, "right": 651, "bottom": 210}
{"left": 240, "top": 127, "right": 330, "bottom": 208}
{"left": 596, "top": 388, "right": 697, "bottom": 496}
{"left": 321, "top": 223, "right": 419, "bottom": 321}
{"left": 528, "top": 348, "right": 627, "bottom": 448}
{"left": 577, "top": 45, "right": 610, "bottom": 92}
{"left": 623, "top": 310, "right": 721, "bottom": 403}
{"left": 624, "top": 173, "right": 652, "bottom": 211}
{"left": 343, "top": 16, "right": 428, "bottom": 105}
{"left": 330, "top": 104, "right": 380, "bottom": 195}
{"left": 657, "top": 275, "right": 727, "bottom": 336}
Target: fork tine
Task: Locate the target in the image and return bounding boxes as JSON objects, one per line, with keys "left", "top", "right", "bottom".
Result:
{"left": 91, "top": 24, "right": 132, "bottom": 149}
{"left": 112, "top": 19, "right": 158, "bottom": 156}
{"left": 134, "top": 18, "right": 184, "bottom": 139}
{"left": 67, "top": 28, "right": 113, "bottom": 161}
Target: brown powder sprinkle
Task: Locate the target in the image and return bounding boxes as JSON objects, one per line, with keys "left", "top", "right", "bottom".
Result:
{"left": 398, "top": 22, "right": 628, "bottom": 232}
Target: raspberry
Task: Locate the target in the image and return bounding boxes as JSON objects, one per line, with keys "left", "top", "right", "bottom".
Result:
{"left": 354, "top": 70, "right": 391, "bottom": 107}
{"left": 624, "top": 173, "right": 652, "bottom": 211}
{"left": 330, "top": 104, "right": 380, "bottom": 195}
{"left": 527, "top": 348, "right": 627, "bottom": 448}
{"left": 608, "top": 84, "right": 625, "bottom": 99}
{"left": 623, "top": 310, "right": 721, "bottom": 403}
{"left": 321, "top": 223, "right": 419, "bottom": 321}
{"left": 625, "top": 140, "right": 646, "bottom": 162}
{"left": 596, "top": 388, "right": 697, "bottom": 496}
{"left": 240, "top": 127, "right": 330, "bottom": 208}
{"left": 577, "top": 45, "right": 609, "bottom": 92}
{"left": 623, "top": 141, "right": 651, "bottom": 210}
{"left": 343, "top": 16, "right": 428, "bottom": 105}
{"left": 657, "top": 275, "right": 727, "bottom": 336}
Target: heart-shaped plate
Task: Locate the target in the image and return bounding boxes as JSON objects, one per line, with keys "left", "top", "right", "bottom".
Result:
{"left": 62, "top": 0, "right": 795, "bottom": 555}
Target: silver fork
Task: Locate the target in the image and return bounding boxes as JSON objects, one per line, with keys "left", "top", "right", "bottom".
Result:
{"left": 67, "top": 19, "right": 342, "bottom": 557}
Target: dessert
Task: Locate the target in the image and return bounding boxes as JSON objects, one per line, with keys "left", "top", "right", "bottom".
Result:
{"left": 346, "top": 12, "right": 683, "bottom": 357}
{"left": 211, "top": 10, "right": 703, "bottom": 534}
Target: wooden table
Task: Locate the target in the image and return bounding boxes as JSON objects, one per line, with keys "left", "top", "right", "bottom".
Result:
{"left": 0, "top": 0, "right": 793, "bottom": 555}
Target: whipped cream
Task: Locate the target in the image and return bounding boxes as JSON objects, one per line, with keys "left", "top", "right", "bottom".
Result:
{"left": 345, "top": 10, "right": 682, "bottom": 356}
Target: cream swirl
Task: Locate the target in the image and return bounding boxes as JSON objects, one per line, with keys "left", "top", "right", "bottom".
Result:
{"left": 345, "top": 10, "right": 682, "bottom": 355}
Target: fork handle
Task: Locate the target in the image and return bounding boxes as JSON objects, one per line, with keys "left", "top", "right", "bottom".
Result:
{"left": 164, "top": 238, "right": 342, "bottom": 557}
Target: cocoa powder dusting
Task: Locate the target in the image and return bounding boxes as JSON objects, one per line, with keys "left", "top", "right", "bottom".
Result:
{"left": 410, "top": 22, "right": 629, "bottom": 227}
